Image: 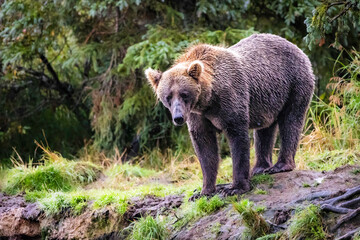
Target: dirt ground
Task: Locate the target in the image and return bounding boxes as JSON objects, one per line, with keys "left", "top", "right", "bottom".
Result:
{"left": 1, "top": 165, "right": 360, "bottom": 240}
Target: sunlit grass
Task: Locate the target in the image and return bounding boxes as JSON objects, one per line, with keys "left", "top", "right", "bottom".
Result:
{"left": 2, "top": 158, "right": 101, "bottom": 194}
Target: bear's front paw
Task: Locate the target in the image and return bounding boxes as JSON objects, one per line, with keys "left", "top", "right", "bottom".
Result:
{"left": 216, "top": 183, "right": 250, "bottom": 197}
{"left": 218, "top": 186, "right": 250, "bottom": 197}
{"left": 251, "top": 166, "right": 268, "bottom": 176}
{"left": 264, "top": 162, "right": 295, "bottom": 174}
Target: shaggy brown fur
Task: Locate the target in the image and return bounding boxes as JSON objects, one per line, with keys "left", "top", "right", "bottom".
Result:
{"left": 146, "top": 33, "right": 315, "bottom": 198}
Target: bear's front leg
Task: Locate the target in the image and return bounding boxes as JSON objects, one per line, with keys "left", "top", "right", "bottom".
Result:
{"left": 187, "top": 114, "right": 220, "bottom": 200}
{"left": 222, "top": 125, "right": 251, "bottom": 197}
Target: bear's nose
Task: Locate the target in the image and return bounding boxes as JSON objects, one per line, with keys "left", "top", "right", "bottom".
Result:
{"left": 174, "top": 116, "right": 184, "bottom": 125}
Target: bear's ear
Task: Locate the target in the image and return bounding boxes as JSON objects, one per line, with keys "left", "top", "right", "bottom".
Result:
{"left": 187, "top": 60, "right": 203, "bottom": 81}
{"left": 145, "top": 68, "right": 162, "bottom": 91}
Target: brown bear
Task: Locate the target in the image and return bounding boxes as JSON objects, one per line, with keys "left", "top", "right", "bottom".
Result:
{"left": 145, "top": 33, "right": 314, "bottom": 198}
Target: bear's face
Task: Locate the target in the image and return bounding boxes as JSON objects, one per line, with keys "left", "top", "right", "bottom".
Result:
{"left": 145, "top": 61, "right": 203, "bottom": 126}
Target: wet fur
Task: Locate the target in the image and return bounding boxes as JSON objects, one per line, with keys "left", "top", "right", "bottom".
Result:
{"left": 146, "top": 33, "right": 315, "bottom": 196}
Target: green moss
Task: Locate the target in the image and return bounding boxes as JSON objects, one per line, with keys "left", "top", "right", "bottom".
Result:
{"left": 130, "top": 215, "right": 169, "bottom": 240}
{"left": 211, "top": 221, "right": 222, "bottom": 236}
{"left": 233, "top": 199, "right": 269, "bottom": 239}
{"left": 251, "top": 174, "right": 274, "bottom": 187}
{"left": 254, "top": 188, "right": 267, "bottom": 195}
{"left": 287, "top": 205, "right": 326, "bottom": 240}
{"left": 302, "top": 183, "right": 311, "bottom": 188}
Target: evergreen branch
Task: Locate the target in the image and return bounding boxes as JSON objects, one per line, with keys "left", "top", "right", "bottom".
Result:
{"left": 329, "top": 2, "right": 354, "bottom": 23}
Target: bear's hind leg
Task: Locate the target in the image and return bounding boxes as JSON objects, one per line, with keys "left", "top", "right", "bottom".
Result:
{"left": 265, "top": 93, "right": 310, "bottom": 174}
{"left": 252, "top": 122, "right": 278, "bottom": 175}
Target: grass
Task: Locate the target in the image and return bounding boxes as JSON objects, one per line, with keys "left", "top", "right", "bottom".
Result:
{"left": 172, "top": 195, "right": 226, "bottom": 230}
{"left": 255, "top": 232, "right": 283, "bottom": 240}
{"left": 233, "top": 199, "right": 269, "bottom": 239}
{"left": 129, "top": 215, "right": 169, "bottom": 240}
{"left": 106, "top": 163, "right": 157, "bottom": 178}
{"left": 24, "top": 182, "right": 196, "bottom": 216}
{"left": 297, "top": 149, "right": 360, "bottom": 171}
{"left": 287, "top": 205, "right": 327, "bottom": 240}
{"left": 195, "top": 195, "right": 225, "bottom": 214}
{"left": 251, "top": 174, "right": 274, "bottom": 187}
{"left": 2, "top": 157, "right": 101, "bottom": 194}
{"left": 254, "top": 188, "right": 267, "bottom": 195}
{"left": 354, "top": 231, "right": 360, "bottom": 240}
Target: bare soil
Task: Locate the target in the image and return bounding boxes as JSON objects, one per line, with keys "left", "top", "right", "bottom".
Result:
{"left": 1, "top": 165, "right": 360, "bottom": 240}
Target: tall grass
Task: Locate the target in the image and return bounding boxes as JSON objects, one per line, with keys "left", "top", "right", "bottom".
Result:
{"left": 297, "top": 50, "right": 360, "bottom": 170}
{"left": 2, "top": 142, "right": 101, "bottom": 194}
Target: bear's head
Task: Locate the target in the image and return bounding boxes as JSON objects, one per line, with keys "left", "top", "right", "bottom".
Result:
{"left": 145, "top": 60, "right": 204, "bottom": 126}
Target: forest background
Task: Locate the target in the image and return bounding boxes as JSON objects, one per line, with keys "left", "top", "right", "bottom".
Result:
{"left": 0, "top": 0, "right": 359, "bottom": 168}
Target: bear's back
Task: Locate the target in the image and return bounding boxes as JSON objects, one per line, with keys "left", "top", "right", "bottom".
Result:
{"left": 228, "top": 33, "right": 314, "bottom": 86}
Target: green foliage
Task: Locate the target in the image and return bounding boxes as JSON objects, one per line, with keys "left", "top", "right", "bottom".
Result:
{"left": 305, "top": 1, "right": 360, "bottom": 50}
{"left": 233, "top": 199, "right": 269, "bottom": 239}
{"left": 287, "top": 205, "right": 326, "bottom": 240}
{"left": 2, "top": 151, "right": 101, "bottom": 194}
{"left": 130, "top": 215, "right": 169, "bottom": 240}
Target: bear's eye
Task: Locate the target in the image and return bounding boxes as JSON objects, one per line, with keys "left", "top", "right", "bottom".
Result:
{"left": 166, "top": 95, "right": 172, "bottom": 105}
{"left": 180, "top": 92, "right": 188, "bottom": 99}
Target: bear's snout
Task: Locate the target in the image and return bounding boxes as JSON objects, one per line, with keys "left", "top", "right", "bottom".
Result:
{"left": 172, "top": 100, "right": 185, "bottom": 126}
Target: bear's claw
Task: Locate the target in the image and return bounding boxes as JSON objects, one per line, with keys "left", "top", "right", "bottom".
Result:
{"left": 251, "top": 167, "right": 268, "bottom": 176}
{"left": 264, "top": 163, "right": 295, "bottom": 174}
{"left": 188, "top": 190, "right": 215, "bottom": 202}
{"left": 218, "top": 186, "right": 250, "bottom": 197}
